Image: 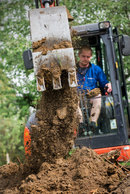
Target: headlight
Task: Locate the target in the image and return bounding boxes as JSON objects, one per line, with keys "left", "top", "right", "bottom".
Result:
{"left": 99, "top": 21, "right": 110, "bottom": 29}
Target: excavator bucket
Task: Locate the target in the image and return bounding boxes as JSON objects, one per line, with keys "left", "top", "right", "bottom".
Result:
{"left": 29, "top": 6, "right": 77, "bottom": 91}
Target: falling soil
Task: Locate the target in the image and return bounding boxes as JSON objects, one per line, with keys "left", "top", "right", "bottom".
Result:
{"left": 28, "top": 71, "right": 79, "bottom": 169}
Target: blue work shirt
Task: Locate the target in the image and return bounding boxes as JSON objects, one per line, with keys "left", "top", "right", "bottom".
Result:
{"left": 77, "top": 63, "right": 108, "bottom": 93}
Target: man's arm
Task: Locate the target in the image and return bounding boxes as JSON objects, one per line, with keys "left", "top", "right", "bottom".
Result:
{"left": 96, "top": 66, "right": 112, "bottom": 93}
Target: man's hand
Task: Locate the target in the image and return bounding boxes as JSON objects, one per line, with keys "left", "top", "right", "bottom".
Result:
{"left": 105, "top": 83, "right": 112, "bottom": 93}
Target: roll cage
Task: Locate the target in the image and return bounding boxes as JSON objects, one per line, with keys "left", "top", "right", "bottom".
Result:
{"left": 72, "top": 21, "right": 130, "bottom": 149}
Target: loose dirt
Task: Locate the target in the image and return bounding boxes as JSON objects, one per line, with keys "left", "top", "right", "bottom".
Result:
{"left": 29, "top": 71, "right": 79, "bottom": 169}
{"left": 0, "top": 148, "right": 130, "bottom": 194}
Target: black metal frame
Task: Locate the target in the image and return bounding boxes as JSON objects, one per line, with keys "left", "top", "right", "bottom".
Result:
{"left": 73, "top": 22, "right": 129, "bottom": 149}
{"left": 35, "top": 0, "right": 39, "bottom": 8}
{"left": 34, "top": 0, "right": 59, "bottom": 8}
{"left": 113, "top": 28, "right": 130, "bottom": 127}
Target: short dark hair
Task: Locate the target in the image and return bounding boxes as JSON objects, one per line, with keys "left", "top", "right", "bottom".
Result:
{"left": 79, "top": 45, "right": 92, "bottom": 55}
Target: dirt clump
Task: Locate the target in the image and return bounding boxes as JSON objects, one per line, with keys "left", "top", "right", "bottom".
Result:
{"left": 33, "top": 39, "right": 72, "bottom": 54}
{"left": 53, "top": 41, "right": 72, "bottom": 49}
{"left": 32, "top": 38, "right": 46, "bottom": 49}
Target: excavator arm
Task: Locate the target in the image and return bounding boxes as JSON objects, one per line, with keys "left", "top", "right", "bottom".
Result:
{"left": 23, "top": 0, "right": 77, "bottom": 91}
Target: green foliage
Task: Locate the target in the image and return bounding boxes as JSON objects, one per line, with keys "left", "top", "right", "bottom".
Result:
{"left": 0, "top": 0, "right": 129, "bottom": 165}
{"left": 0, "top": 0, "right": 39, "bottom": 165}
{"left": 0, "top": 114, "right": 25, "bottom": 166}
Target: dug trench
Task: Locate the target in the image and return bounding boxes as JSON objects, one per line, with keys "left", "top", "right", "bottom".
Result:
{"left": 0, "top": 39, "right": 130, "bottom": 194}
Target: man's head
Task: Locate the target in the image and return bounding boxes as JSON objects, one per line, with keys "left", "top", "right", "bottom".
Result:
{"left": 78, "top": 46, "right": 92, "bottom": 68}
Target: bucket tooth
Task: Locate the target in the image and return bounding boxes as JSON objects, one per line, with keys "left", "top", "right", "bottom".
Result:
{"left": 52, "top": 76, "right": 62, "bottom": 90}
{"left": 36, "top": 76, "right": 46, "bottom": 91}
{"left": 68, "top": 68, "right": 77, "bottom": 87}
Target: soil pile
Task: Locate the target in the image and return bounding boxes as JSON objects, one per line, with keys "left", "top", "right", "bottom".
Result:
{"left": 0, "top": 147, "right": 130, "bottom": 194}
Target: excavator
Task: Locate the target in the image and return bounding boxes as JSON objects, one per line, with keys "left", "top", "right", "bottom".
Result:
{"left": 23, "top": 0, "right": 130, "bottom": 162}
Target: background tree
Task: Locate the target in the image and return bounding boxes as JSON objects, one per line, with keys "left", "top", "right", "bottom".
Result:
{"left": 0, "top": 0, "right": 40, "bottom": 165}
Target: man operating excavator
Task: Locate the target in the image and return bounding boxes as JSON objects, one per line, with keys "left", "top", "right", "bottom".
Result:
{"left": 77, "top": 46, "right": 112, "bottom": 133}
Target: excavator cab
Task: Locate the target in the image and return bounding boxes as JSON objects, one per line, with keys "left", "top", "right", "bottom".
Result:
{"left": 72, "top": 21, "right": 130, "bottom": 161}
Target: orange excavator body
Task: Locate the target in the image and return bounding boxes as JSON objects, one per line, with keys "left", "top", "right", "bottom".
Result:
{"left": 24, "top": 127, "right": 31, "bottom": 156}
{"left": 94, "top": 145, "right": 130, "bottom": 162}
